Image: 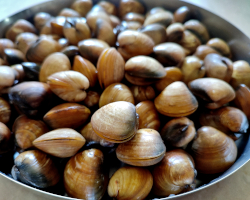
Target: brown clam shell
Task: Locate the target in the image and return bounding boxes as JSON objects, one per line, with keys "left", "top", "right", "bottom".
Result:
{"left": 193, "top": 45, "right": 221, "bottom": 60}
{"left": 234, "top": 84, "right": 250, "bottom": 119}
{"left": 140, "top": 24, "right": 167, "bottom": 45}
{"left": 166, "top": 23, "right": 184, "bottom": 43}
{"left": 130, "top": 85, "right": 156, "bottom": 104}
{"left": 174, "top": 6, "right": 191, "bottom": 23}
{"left": 15, "top": 32, "right": 38, "bottom": 55}
{"left": 70, "top": 0, "right": 93, "bottom": 17}
{"left": 206, "top": 38, "right": 231, "bottom": 57}
{"left": 118, "top": 0, "right": 145, "bottom": 17}
{"left": 0, "top": 97, "right": 11, "bottom": 124}
{"left": 143, "top": 11, "right": 173, "bottom": 27}
{"left": 0, "top": 39, "right": 14, "bottom": 58}
{"left": 34, "top": 12, "right": 52, "bottom": 30}
{"left": 0, "top": 122, "right": 13, "bottom": 154}
{"left": 178, "top": 30, "right": 201, "bottom": 55}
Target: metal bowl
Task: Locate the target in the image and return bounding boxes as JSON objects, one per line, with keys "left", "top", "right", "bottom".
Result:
{"left": 0, "top": 0, "right": 250, "bottom": 199}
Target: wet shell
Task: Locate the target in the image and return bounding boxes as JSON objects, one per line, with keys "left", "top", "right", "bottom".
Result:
{"left": 0, "top": 122, "right": 13, "bottom": 154}
{"left": 234, "top": 84, "right": 250, "bottom": 119}
{"left": 0, "top": 39, "right": 15, "bottom": 58}
{"left": 91, "top": 101, "right": 139, "bottom": 143}
{"left": 130, "top": 85, "right": 156, "bottom": 104}
{"left": 140, "top": 24, "right": 167, "bottom": 45}
{"left": 154, "top": 81, "right": 198, "bottom": 117}
{"left": 33, "top": 128, "right": 86, "bottom": 158}
{"left": 116, "top": 128, "right": 166, "bottom": 166}
{"left": 118, "top": 0, "right": 145, "bottom": 17}
{"left": 70, "top": 0, "right": 93, "bottom": 17}
{"left": 143, "top": 11, "right": 173, "bottom": 27}
{"left": 174, "top": 6, "right": 191, "bottom": 23}
{"left": 206, "top": 38, "right": 231, "bottom": 57}
{"left": 193, "top": 45, "right": 220, "bottom": 60}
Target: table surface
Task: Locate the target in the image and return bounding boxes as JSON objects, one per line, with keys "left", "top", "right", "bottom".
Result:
{"left": 0, "top": 0, "right": 250, "bottom": 200}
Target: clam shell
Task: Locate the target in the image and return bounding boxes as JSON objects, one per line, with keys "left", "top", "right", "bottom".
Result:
{"left": 143, "top": 11, "right": 173, "bottom": 27}
{"left": 0, "top": 97, "right": 11, "bottom": 124}
{"left": 206, "top": 38, "right": 231, "bottom": 57}
{"left": 234, "top": 84, "right": 250, "bottom": 119}
{"left": 130, "top": 85, "right": 156, "bottom": 104}
{"left": 118, "top": 0, "right": 145, "bottom": 17}
{"left": 140, "top": 24, "right": 167, "bottom": 45}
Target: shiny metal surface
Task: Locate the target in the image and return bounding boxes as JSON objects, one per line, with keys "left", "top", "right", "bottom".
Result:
{"left": 0, "top": 0, "right": 250, "bottom": 199}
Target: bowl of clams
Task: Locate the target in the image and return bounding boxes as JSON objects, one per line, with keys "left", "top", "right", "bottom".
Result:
{"left": 0, "top": 0, "right": 250, "bottom": 199}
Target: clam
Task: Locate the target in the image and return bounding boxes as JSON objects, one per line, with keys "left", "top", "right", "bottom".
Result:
{"left": 204, "top": 53, "right": 233, "bottom": 82}
{"left": 97, "top": 48, "right": 125, "bottom": 89}
{"left": 0, "top": 39, "right": 15, "bottom": 58}
{"left": 143, "top": 11, "right": 173, "bottom": 27}
{"left": 64, "top": 148, "right": 108, "bottom": 199}
{"left": 123, "top": 12, "right": 145, "bottom": 24}
{"left": 135, "top": 100, "right": 160, "bottom": 131}
{"left": 199, "top": 106, "right": 249, "bottom": 135}
{"left": 11, "top": 64, "right": 25, "bottom": 84}
{"left": 188, "top": 78, "right": 235, "bottom": 109}
{"left": 83, "top": 91, "right": 100, "bottom": 108}
{"left": 116, "top": 128, "right": 166, "bottom": 166}
{"left": 70, "top": 0, "right": 93, "bottom": 17}
{"left": 39, "top": 52, "right": 71, "bottom": 82}
{"left": 58, "top": 38, "right": 69, "bottom": 50}
{"left": 98, "top": 1, "right": 117, "bottom": 15}
{"left": 61, "top": 45, "right": 79, "bottom": 65}
{"left": 21, "top": 62, "right": 41, "bottom": 81}
{"left": 166, "top": 23, "right": 184, "bottom": 43}
{"left": 140, "top": 24, "right": 167, "bottom": 45}
{"left": 110, "top": 15, "right": 121, "bottom": 27}
{"left": 47, "top": 71, "right": 90, "bottom": 102}
{"left": 43, "top": 103, "right": 91, "bottom": 129}
{"left": 206, "top": 38, "right": 231, "bottom": 57}
{"left": 155, "top": 67, "right": 183, "bottom": 92}
{"left": 99, "top": 83, "right": 134, "bottom": 107}
{"left": 114, "top": 21, "right": 142, "bottom": 35}
{"left": 78, "top": 38, "right": 110, "bottom": 64}
{"left": 5, "top": 19, "right": 37, "bottom": 42}
{"left": 0, "top": 122, "right": 13, "bottom": 154}
{"left": 130, "top": 85, "right": 156, "bottom": 104}
{"left": 230, "top": 60, "right": 250, "bottom": 88}
{"left": 180, "top": 56, "right": 205, "bottom": 84}
{"left": 3, "top": 48, "right": 25, "bottom": 65}
{"left": 33, "top": 128, "right": 86, "bottom": 158}
{"left": 153, "top": 42, "right": 185, "bottom": 67}
{"left": 117, "top": 30, "right": 154, "bottom": 60}
{"left": 178, "top": 30, "right": 201, "bottom": 55}
{"left": 15, "top": 32, "right": 38, "bottom": 55}
{"left": 154, "top": 81, "right": 198, "bottom": 117}
{"left": 63, "top": 18, "right": 91, "bottom": 45}
{"left": 184, "top": 19, "right": 210, "bottom": 44}
{"left": 72, "top": 55, "right": 97, "bottom": 88}
{"left": 8, "top": 81, "right": 53, "bottom": 117}
{"left": 96, "top": 18, "right": 116, "bottom": 46}
{"left": 91, "top": 101, "right": 139, "bottom": 143}
{"left": 174, "top": 6, "right": 191, "bottom": 23}
{"left": 146, "top": 7, "right": 166, "bottom": 18}
{"left": 118, "top": 0, "right": 145, "bottom": 17}
{"left": 50, "top": 16, "right": 66, "bottom": 36}
{"left": 108, "top": 166, "right": 153, "bottom": 200}
{"left": 193, "top": 45, "right": 220, "bottom": 60}
{"left": 191, "top": 126, "right": 237, "bottom": 174}
{"left": 11, "top": 150, "right": 60, "bottom": 188}
{"left": 0, "top": 97, "right": 11, "bottom": 124}
{"left": 34, "top": 12, "right": 52, "bottom": 30}
{"left": 160, "top": 117, "right": 196, "bottom": 147}
{"left": 12, "top": 115, "right": 49, "bottom": 150}
{"left": 58, "top": 8, "right": 81, "bottom": 17}
{"left": 234, "top": 84, "right": 250, "bottom": 119}
{"left": 0, "top": 66, "right": 15, "bottom": 90}
{"left": 152, "top": 149, "right": 196, "bottom": 197}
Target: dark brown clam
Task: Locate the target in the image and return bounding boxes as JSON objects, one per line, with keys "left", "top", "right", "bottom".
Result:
{"left": 21, "top": 62, "right": 41, "bottom": 81}
{"left": 3, "top": 48, "right": 25, "bottom": 65}
{"left": 174, "top": 6, "right": 191, "bottom": 23}
{"left": 140, "top": 24, "right": 167, "bottom": 45}
{"left": 166, "top": 23, "right": 184, "bottom": 43}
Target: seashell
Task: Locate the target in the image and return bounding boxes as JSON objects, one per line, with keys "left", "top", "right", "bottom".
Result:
{"left": 83, "top": 91, "right": 100, "bottom": 108}
{"left": 174, "top": 6, "right": 191, "bottom": 23}
{"left": 124, "top": 73, "right": 157, "bottom": 86}
{"left": 64, "top": 148, "right": 108, "bottom": 199}
{"left": 3, "top": 48, "right": 25, "bottom": 65}
{"left": 116, "top": 128, "right": 166, "bottom": 166}
{"left": 97, "top": 48, "right": 125, "bottom": 89}
{"left": 21, "top": 62, "right": 41, "bottom": 81}
{"left": 193, "top": 45, "right": 221, "bottom": 60}
{"left": 33, "top": 128, "right": 85, "bottom": 158}
{"left": 34, "top": 12, "right": 52, "bottom": 30}
{"left": 118, "top": 0, "right": 145, "bottom": 17}
{"left": 47, "top": 71, "right": 89, "bottom": 102}
{"left": 123, "top": 12, "right": 145, "bottom": 24}
{"left": 160, "top": 117, "right": 196, "bottom": 147}
{"left": 166, "top": 23, "right": 184, "bottom": 43}
{"left": 154, "top": 81, "right": 198, "bottom": 117}
{"left": 143, "top": 11, "right": 173, "bottom": 27}
{"left": 97, "top": 1, "right": 117, "bottom": 15}
{"left": 178, "top": 30, "right": 201, "bottom": 55}
{"left": 15, "top": 32, "right": 38, "bottom": 55}
{"left": 50, "top": 16, "right": 66, "bottom": 36}
{"left": 108, "top": 166, "right": 153, "bottom": 200}
{"left": 140, "top": 24, "right": 167, "bottom": 45}
{"left": 43, "top": 103, "right": 91, "bottom": 129}
{"left": 206, "top": 38, "right": 231, "bottom": 57}
{"left": 0, "top": 97, "right": 11, "bottom": 124}
{"left": 12, "top": 115, "right": 49, "bottom": 150}
{"left": 234, "top": 84, "right": 250, "bottom": 119}
{"left": 91, "top": 101, "right": 139, "bottom": 143}
{"left": 70, "top": 0, "right": 93, "bottom": 17}
{"left": 146, "top": 7, "right": 166, "bottom": 18}
{"left": 114, "top": 21, "right": 142, "bottom": 36}
{"left": 58, "top": 8, "right": 81, "bottom": 17}
{"left": 96, "top": 18, "right": 116, "bottom": 46}
{"left": 135, "top": 100, "right": 160, "bottom": 131}
{"left": 0, "top": 66, "right": 15, "bottom": 90}
{"left": 0, "top": 39, "right": 14, "bottom": 58}
{"left": 99, "top": 83, "right": 134, "bottom": 107}
{"left": 191, "top": 126, "right": 237, "bottom": 174}
{"left": 188, "top": 78, "right": 235, "bottom": 109}
{"left": 130, "top": 85, "right": 155, "bottom": 104}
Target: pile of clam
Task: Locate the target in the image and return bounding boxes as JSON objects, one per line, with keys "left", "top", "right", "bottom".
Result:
{"left": 0, "top": 0, "right": 250, "bottom": 199}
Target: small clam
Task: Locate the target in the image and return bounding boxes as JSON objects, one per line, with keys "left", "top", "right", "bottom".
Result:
{"left": 108, "top": 166, "right": 153, "bottom": 200}
{"left": 184, "top": 19, "right": 210, "bottom": 44}
{"left": 33, "top": 128, "right": 86, "bottom": 158}
{"left": 136, "top": 101, "right": 160, "bottom": 131}
{"left": 0, "top": 39, "right": 15, "bottom": 58}
{"left": 180, "top": 56, "right": 205, "bottom": 84}
{"left": 193, "top": 45, "right": 220, "bottom": 60}
{"left": 3, "top": 48, "right": 25, "bottom": 65}
{"left": 143, "top": 11, "right": 173, "bottom": 27}
{"left": 78, "top": 38, "right": 110, "bottom": 64}
{"left": 13, "top": 115, "right": 49, "bottom": 150}
{"left": 118, "top": 0, "right": 145, "bottom": 17}
{"left": 11, "top": 150, "right": 60, "bottom": 188}
{"left": 64, "top": 149, "right": 108, "bottom": 199}
{"left": 179, "top": 30, "right": 201, "bottom": 55}
{"left": 5, "top": 19, "right": 37, "bottom": 41}
{"left": 117, "top": 30, "right": 154, "bottom": 60}
{"left": 199, "top": 106, "right": 249, "bottom": 135}
{"left": 91, "top": 101, "right": 139, "bottom": 143}
{"left": 166, "top": 23, "right": 185, "bottom": 43}
{"left": 116, "top": 128, "right": 166, "bottom": 166}
{"left": 0, "top": 97, "right": 11, "bottom": 124}
{"left": 153, "top": 42, "right": 185, "bottom": 67}
{"left": 50, "top": 16, "right": 66, "bottom": 36}
{"left": 140, "top": 24, "right": 167, "bottom": 45}
{"left": 96, "top": 18, "right": 116, "bottom": 46}
{"left": 39, "top": 52, "right": 71, "bottom": 82}
{"left": 70, "top": 0, "right": 93, "bottom": 17}
{"left": 97, "top": 48, "right": 125, "bottom": 89}
{"left": 234, "top": 84, "right": 250, "bottom": 119}
{"left": 58, "top": 8, "right": 81, "bottom": 17}
{"left": 155, "top": 67, "right": 183, "bottom": 92}
{"left": 146, "top": 7, "right": 166, "bottom": 18}
{"left": 21, "top": 62, "right": 41, "bottom": 81}
{"left": 98, "top": 1, "right": 117, "bottom": 15}
{"left": 99, "top": 83, "right": 134, "bottom": 107}
{"left": 110, "top": 15, "right": 121, "bottom": 27}
{"left": 0, "top": 122, "right": 13, "bottom": 154}
{"left": 174, "top": 6, "right": 191, "bottom": 23}
{"left": 152, "top": 149, "right": 196, "bottom": 197}
{"left": 206, "top": 38, "right": 231, "bottom": 57}
{"left": 11, "top": 64, "right": 25, "bottom": 84}
{"left": 114, "top": 21, "right": 142, "bottom": 35}
{"left": 43, "top": 103, "right": 91, "bottom": 129}
{"left": 123, "top": 12, "right": 145, "bottom": 24}
{"left": 61, "top": 45, "right": 79, "bottom": 65}
{"left": 154, "top": 81, "right": 198, "bottom": 117}
{"left": 191, "top": 126, "right": 237, "bottom": 174}
{"left": 0, "top": 66, "right": 15, "bottom": 90}
{"left": 47, "top": 71, "right": 90, "bottom": 102}
{"left": 130, "top": 85, "right": 156, "bottom": 104}
{"left": 230, "top": 60, "right": 250, "bottom": 88}
{"left": 160, "top": 117, "right": 196, "bottom": 147}
{"left": 83, "top": 91, "right": 100, "bottom": 108}
{"left": 63, "top": 18, "right": 91, "bottom": 45}
{"left": 34, "top": 12, "right": 52, "bottom": 30}
{"left": 204, "top": 53, "right": 233, "bottom": 82}
{"left": 188, "top": 78, "right": 235, "bottom": 109}
{"left": 15, "top": 32, "right": 38, "bottom": 55}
